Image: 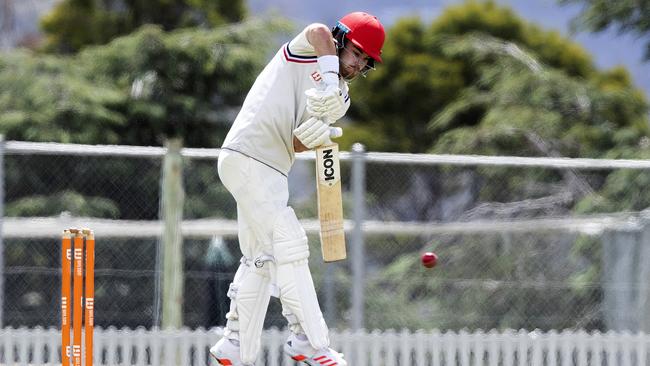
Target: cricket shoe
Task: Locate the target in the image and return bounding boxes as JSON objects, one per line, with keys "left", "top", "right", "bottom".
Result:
{"left": 209, "top": 338, "right": 253, "bottom": 366}
{"left": 284, "top": 333, "right": 347, "bottom": 366}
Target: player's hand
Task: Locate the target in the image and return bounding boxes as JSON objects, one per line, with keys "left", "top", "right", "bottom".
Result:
{"left": 305, "top": 84, "right": 347, "bottom": 122}
{"left": 293, "top": 117, "right": 343, "bottom": 149}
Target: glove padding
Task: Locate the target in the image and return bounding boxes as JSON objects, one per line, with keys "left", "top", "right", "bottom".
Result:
{"left": 294, "top": 117, "right": 343, "bottom": 149}
{"left": 305, "top": 84, "right": 347, "bottom": 122}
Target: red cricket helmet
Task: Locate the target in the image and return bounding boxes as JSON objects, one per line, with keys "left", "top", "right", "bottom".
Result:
{"left": 335, "top": 12, "right": 385, "bottom": 63}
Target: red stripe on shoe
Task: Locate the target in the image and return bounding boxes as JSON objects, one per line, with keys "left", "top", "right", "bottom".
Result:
{"left": 216, "top": 359, "right": 232, "bottom": 366}
{"left": 318, "top": 358, "right": 333, "bottom": 365}
{"left": 314, "top": 356, "right": 326, "bottom": 361}
{"left": 292, "top": 354, "right": 307, "bottom": 361}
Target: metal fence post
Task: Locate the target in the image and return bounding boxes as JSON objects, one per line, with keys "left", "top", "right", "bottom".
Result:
{"left": 639, "top": 212, "right": 650, "bottom": 332}
{"left": 351, "top": 143, "right": 366, "bottom": 330}
{"left": 602, "top": 222, "right": 645, "bottom": 332}
{"left": 323, "top": 262, "right": 335, "bottom": 325}
{"left": 0, "top": 135, "right": 4, "bottom": 327}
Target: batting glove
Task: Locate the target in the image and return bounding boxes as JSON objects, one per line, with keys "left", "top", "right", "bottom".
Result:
{"left": 305, "top": 84, "right": 347, "bottom": 122}
{"left": 294, "top": 117, "right": 343, "bottom": 149}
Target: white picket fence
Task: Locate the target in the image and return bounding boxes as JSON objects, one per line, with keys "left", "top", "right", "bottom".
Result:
{"left": 1, "top": 327, "right": 649, "bottom": 366}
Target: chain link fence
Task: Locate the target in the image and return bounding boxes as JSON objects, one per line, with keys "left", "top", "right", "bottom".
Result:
{"left": 2, "top": 140, "right": 650, "bottom": 334}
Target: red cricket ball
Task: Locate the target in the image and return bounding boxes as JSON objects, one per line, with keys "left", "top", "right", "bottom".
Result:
{"left": 421, "top": 252, "right": 438, "bottom": 268}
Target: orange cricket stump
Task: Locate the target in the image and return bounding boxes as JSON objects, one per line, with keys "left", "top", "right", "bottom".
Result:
{"left": 72, "top": 230, "right": 83, "bottom": 366}
{"left": 83, "top": 229, "right": 95, "bottom": 366}
{"left": 62, "top": 228, "right": 95, "bottom": 366}
{"left": 61, "top": 230, "right": 72, "bottom": 366}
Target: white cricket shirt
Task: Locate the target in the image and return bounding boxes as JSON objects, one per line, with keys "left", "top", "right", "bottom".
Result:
{"left": 222, "top": 28, "right": 350, "bottom": 176}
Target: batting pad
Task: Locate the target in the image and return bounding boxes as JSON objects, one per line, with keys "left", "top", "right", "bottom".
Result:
{"left": 225, "top": 261, "right": 272, "bottom": 364}
{"left": 273, "top": 207, "right": 330, "bottom": 349}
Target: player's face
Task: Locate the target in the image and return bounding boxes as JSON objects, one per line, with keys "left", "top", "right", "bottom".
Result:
{"left": 339, "top": 43, "right": 372, "bottom": 81}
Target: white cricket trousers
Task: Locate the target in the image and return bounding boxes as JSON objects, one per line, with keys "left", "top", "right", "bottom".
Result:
{"left": 217, "top": 149, "right": 331, "bottom": 361}
{"left": 217, "top": 149, "right": 290, "bottom": 258}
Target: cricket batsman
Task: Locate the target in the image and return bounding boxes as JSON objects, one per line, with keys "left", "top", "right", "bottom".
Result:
{"left": 210, "top": 12, "right": 385, "bottom": 366}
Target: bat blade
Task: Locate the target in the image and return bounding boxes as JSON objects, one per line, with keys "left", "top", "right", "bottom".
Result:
{"left": 315, "top": 143, "right": 346, "bottom": 262}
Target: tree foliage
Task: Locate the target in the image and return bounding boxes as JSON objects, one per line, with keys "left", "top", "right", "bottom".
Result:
{"left": 1, "top": 18, "right": 292, "bottom": 147}
{"left": 0, "top": 52, "right": 125, "bottom": 143}
{"left": 343, "top": 0, "right": 646, "bottom": 154}
{"left": 428, "top": 33, "right": 648, "bottom": 159}
{"left": 41, "top": 0, "right": 247, "bottom": 53}
{"left": 560, "top": 0, "right": 650, "bottom": 60}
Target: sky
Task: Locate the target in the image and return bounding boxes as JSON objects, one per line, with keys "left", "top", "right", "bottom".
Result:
{"left": 247, "top": 0, "right": 649, "bottom": 97}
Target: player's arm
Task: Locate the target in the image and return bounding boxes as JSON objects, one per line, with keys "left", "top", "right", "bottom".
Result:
{"left": 293, "top": 25, "right": 345, "bottom": 151}
{"left": 305, "top": 23, "right": 338, "bottom": 85}
{"left": 305, "top": 23, "right": 337, "bottom": 57}
{"left": 303, "top": 24, "right": 348, "bottom": 124}
{"left": 293, "top": 135, "right": 310, "bottom": 153}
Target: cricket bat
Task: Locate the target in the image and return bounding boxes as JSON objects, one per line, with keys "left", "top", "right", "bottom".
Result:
{"left": 316, "top": 143, "right": 346, "bottom": 262}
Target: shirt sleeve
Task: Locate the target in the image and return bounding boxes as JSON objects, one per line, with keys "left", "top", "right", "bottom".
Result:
{"left": 287, "top": 27, "right": 317, "bottom": 57}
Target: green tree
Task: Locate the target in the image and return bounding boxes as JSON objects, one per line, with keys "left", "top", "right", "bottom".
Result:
{"left": 1, "top": 18, "right": 291, "bottom": 147}
{"left": 77, "top": 21, "right": 290, "bottom": 147}
{"left": 0, "top": 51, "right": 126, "bottom": 143}
{"left": 428, "top": 33, "right": 648, "bottom": 159}
{"left": 40, "top": 0, "right": 247, "bottom": 53}
{"left": 560, "top": 0, "right": 650, "bottom": 60}
{"left": 344, "top": 0, "right": 612, "bottom": 153}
